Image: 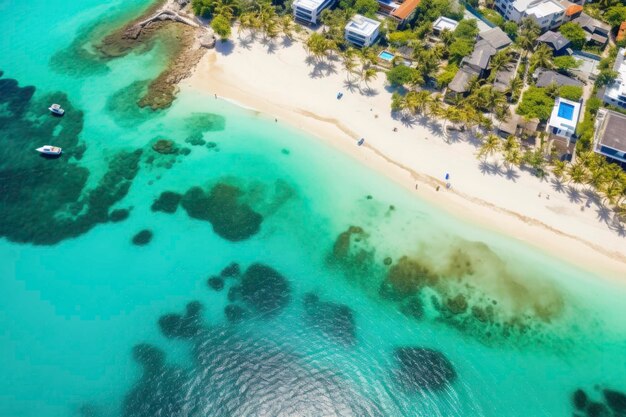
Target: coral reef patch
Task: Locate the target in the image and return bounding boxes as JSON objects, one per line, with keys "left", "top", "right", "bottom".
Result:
{"left": 0, "top": 74, "right": 142, "bottom": 244}
{"left": 238, "top": 263, "right": 291, "bottom": 317}
{"left": 303, "top": 293, "right": 356, "bottom": 346}
{"left": 180, "top": 183, "right": 263, "bottom": 241}
{"left": 393, "top": 347, "right": 456, "bottom": 391}
{"left": 132, "top": 229, "right": 153, "bottom": 245}
{"left": 158, "top": 301, "right": 203, "bottom": 339}
{"left": 151, "top": 191, "right": 182, "bottom": 213}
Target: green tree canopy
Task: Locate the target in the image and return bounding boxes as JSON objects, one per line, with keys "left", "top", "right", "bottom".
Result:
{"left": 454, "top": 19, "right": 479, "bottom": 40}
{"left": 211, "top": 14, "right": 232, "bottom": 40}
{"left": 559, "top": 85, "right": 583, "bottom": 101}
{"left": 553, "top": 55, "right": 582, "bottom": 72}
{"left": 386, "top": 65, "right": 421, "bottom": 87}
{"left": 436, "top": 63, "right": 458, "bottom": 87}
{"left": 354, "top": 0, "right": 379, "bottom": 16}
{"left": 517, "top": 86, "right": 553, "bottom": 121}
{"left": 387, "top": 30, "right": 417, "bottom": 45}
{"left": 559, "top": 22, "right": 587, "bottom": 50}
{"left": 605, "top": 5, "right": 626, "bottom": 27}
{"left": 448, "top": 38, "right": 474, "bottom": 63}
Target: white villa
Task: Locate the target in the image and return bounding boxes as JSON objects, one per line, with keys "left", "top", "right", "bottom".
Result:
{"left": 494, "top": 0, "right": 582, "bottom": 30}
{"left": 548, "top": 97, "right": 582, "bottom": 140}
{"left": 292, "top": 0, "right": 335, "bottom": 25}
{"left": 432, "top": 16, "right": 459, "bottom": 34}
{"left": 344, "top": 14, "right": 381, "bottom": 47}
{"left": 602, "top": 48, "right": 626, "bottom": 110}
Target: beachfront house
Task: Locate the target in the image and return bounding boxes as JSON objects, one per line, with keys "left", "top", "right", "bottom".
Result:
{"left": 534, "top": 69, "right": 583, "bottom": 88}
{"left": 602, "top": 48, "right": 626, "bottom": 110}
{"left": 447, "top": 28, "right": 513, "bottom": 97}
{"left": 536, "top": 30, "right": 571, "bottom": 55}
{"left": 376, "top": 0, "right": 420, "bottom": 24}
{"left": 573, "top": 12, "right": 610, "bottom": 46}
{"left": 493, "top": 0, "right": 582, "bottom": 30}
{"left": 593, "top": 108, "right": 626, "bottom": 167}
{"left": 292, "top": 0, "right": 335, "bottom": 25}
{"left": 548, "top": 97, "right": 581, "bottom": 140}
{"left": 432, "top": 16, "right": 459, "bottom": 35}
{"left": 344, "top": 14, "right": 381, "bottom": 48}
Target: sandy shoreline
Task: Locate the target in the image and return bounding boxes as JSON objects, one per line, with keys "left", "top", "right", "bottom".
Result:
{"left": 181, "top": 36, "right": 626, "bottom": 280}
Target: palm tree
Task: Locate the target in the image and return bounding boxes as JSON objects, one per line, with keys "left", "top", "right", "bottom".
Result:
{"left": 342, "top": 49, "right": 358, "bottom": 81}
{"left": 361, "top": 67, "right": 378, "bottom": 88}
{"left": 279, "top": 15, "right": 294, "bottom": 39}
{"left": 552, "top": 160, "right": 567, "bottom": 180}
{"left": 478, "top": 134, "right": 502, "bottom": 159}
{"left": 488, "top": 49, "right": 511, "bottom": 79}
{"left": 507, "top": 76, "right": 523, "bottom": 97}
{"left": 403, "top": 91, "right": 420, "bottom": 114}
{"left": 567, "top": 161, "right": 588, "bottom": 185}
{"left": 427, "top": 96, "right": 444, "bottom": 118}
{"left": 530, "top": 44, "right": 553, "bottom": 72}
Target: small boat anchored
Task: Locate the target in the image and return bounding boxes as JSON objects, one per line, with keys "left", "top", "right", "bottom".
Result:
{"left": 48, "top": 103, "right": 65, "bottom": 116}
{"left": 357, "top": 138, "right": 365, "bottom": 146}
{"left": 36, "top": 145, "right": 62, "bottom": 156}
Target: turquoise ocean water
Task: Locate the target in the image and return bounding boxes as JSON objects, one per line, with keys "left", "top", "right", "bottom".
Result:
{"left": 1, "top": 1, "right": 626, "bottom": 416}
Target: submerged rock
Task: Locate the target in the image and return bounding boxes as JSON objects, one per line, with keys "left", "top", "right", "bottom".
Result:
{"left": 586, "top": 402, "right": 610, "bottom": 417}
{"left": 573, "top": 389, "right": 588, "bottom": 411}
{"left": 185, "top": 134, "right": 206, "bottom": 146}
{"left": 303, "top": 293, "right": 356, "bottom": 346}
{"left": 240, "top": 263, "right": 290, "bottom": 317}
{"left": 109, "top": 208, "right": 130, "bottom": 222}
{"left": 207, "top": 276, "right": 224, "bottom": 291}
{"left": 386, "top": 257, "right": 439, "bottom": 297}
{"left": 180, "top": 183, "right": 263, "bottom": 241}
{"left": 151, "top": 191, "right": 182, "bottom": 213}
{"left": 158, "top": 301, "right": 203, "bottom": 339}
{"left": 132, "top": 229, "right": 153, "bottom": 245}
{"left": 224, "top": 304, "right": 247, "bottom": 323}
{"left": 152, "top": 139, "right": 178, "bottom": 155}
{"left": 400, "top": 297, "right": 424, "bottom": 319}
{"left": 445, "top": 294, "right": 468, "bottom": 315}
{"left": 124, "top": 343, "right": 188, "bottom": 417}
{"left": 221, "top": 262, "right": 240, "bottom": 278}
{"left": 603, "top": 389, "right": 626, "bottom": 414}
{"left": 394, "top": 347, "right": 456, "bottom": 391}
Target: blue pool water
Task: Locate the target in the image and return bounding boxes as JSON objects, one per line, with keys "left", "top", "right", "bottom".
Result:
{"left": 558, "top": 102, "right": 575, "bottom": 120}
{"left": 379, "top": 51, "right": 394, "bottom": 61}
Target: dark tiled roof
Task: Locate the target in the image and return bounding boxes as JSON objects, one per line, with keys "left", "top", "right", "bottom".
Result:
{"left": 534, "top": 69, "right": 583, "bottom": 88}
{"left": 448, "top": 67, "right": 479, "bottom": 93}
{"left": 537, "top": 31, "right": 570, "bottom": 51}
{"left": 574, "top": 13, "right": 610, "bottom": 35}
{"left": 478, "top": 27, "right": 513, "bottom": 50}
{"left": 493, "top": 64, "right": 516, "bottom": 92}
{"left": 462, "top": 40, "right": 496, "bottom": 70}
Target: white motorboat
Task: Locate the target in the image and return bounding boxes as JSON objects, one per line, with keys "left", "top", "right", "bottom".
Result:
{"left": 36, "top": 145, "right": 62, "bottom": 155}
{"left": 48, "top": 103, "right": 65, "bottom": 116}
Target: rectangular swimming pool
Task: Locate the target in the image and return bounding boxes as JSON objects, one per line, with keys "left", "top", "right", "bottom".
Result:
{"left": 557, "top": 102, "right": 575, "bottom": 120}
{"left": 379, "top": 51, "right": 394, "bottom": 61}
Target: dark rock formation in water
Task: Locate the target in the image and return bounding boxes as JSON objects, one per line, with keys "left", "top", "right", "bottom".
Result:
{"left": 303, "top": 293, "right": 356, "bottom": 346}
{"left": 393, "top": 347, "right": 456, "bottom": 391}
{"left": 109, "top": 208, "right": 130, "bottom": 222}
{"left": 224, "top": 304, "right": 247, "bottom": 323}
{"left": 400, "top": 297, "right": 424, "bottom": 319}
{"left": 386, "top": 257, "right": 439, "bottom": 297}
{"left": 152, "top": 139, "right": 178, "bottom": 155}
{"left": 573, "top": 389, "right": 589, "bottom": 410}
{"left": 132, "top": 229, "right": 153, "bottom": 245}
{"left": 586, "top": 401, "right": 610, "bottom": 417}
{"left": 240, "top": 264, "right": 290, "bottom": 317}
{"left": 0, "top": 74, "right": 142, "bottom": 244}
{"left": 207, "top": 276, "right": 224, "bottom": 291}
{"left": 221, "top": 262, "right": 240, "bottom": 278}
{"left": 603, "top": 389, "right": 626, "bottom": 414}
{"left": 151, "top": 191, "right": 182, "bottom": 213}
{"left": 185, "top": 134, "right": 206, "bottom": 146}
{"left": 158, "top": 301, "right": 203, "bottom": 339}
{"left": 180, "top": 183, "right": 263, "bottom": 241}
{"left": 445, "top": 294, "right": 469, "bottom": 315}
{"left": 123, "top": 343, "right": 188, "bottom": 417}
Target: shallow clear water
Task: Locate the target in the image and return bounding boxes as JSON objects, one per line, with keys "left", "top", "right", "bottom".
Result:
{"left": 1, "top": 2, "right": 626, "bottom": 417}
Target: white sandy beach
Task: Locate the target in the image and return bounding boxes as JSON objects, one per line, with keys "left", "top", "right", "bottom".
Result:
{"left": 181, "top": 35, "right": 626, "bottom": 279}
